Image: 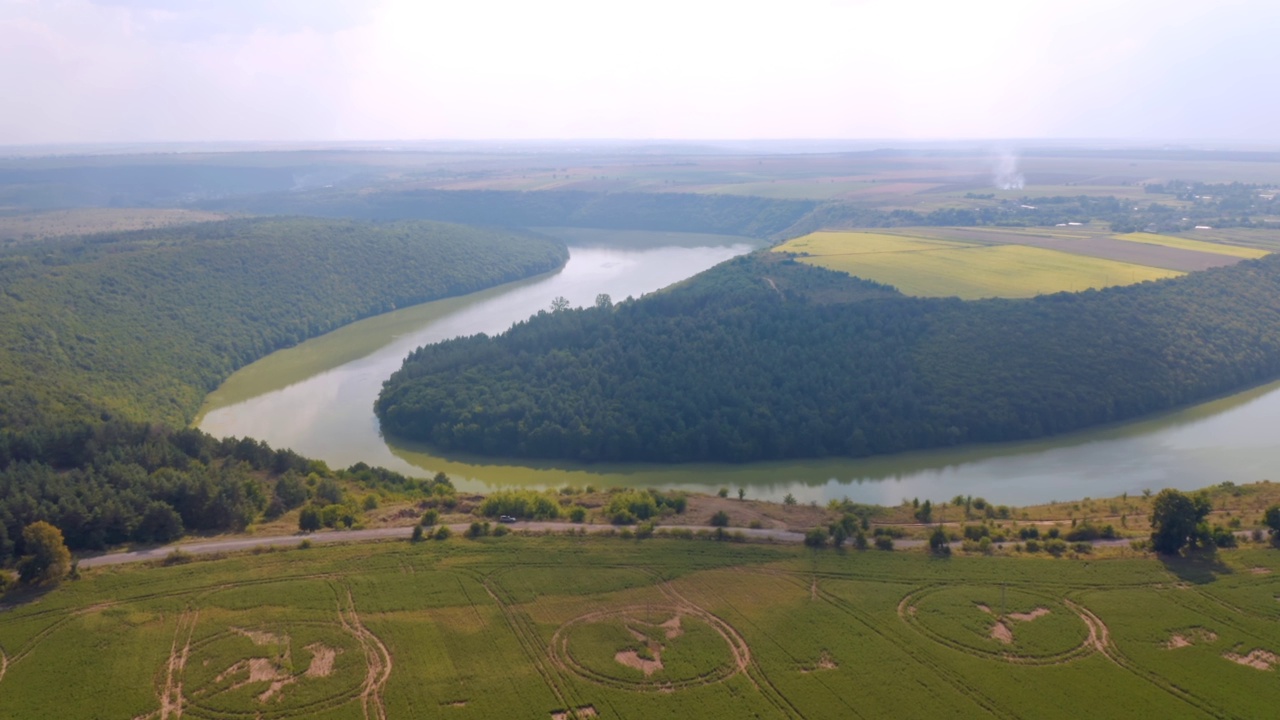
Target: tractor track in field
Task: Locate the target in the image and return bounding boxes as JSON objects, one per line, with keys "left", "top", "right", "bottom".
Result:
{"left": 336, "top": 586, "right": 392, "bottom": 720}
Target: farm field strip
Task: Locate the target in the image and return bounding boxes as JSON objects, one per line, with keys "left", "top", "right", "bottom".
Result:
{"left": 772, "top": 229, "right": 1273, "bottom": 298}
{"left": 3, "top": 540, "right": 1280, "bottom": 719}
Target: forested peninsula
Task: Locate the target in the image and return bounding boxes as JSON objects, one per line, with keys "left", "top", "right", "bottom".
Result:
{"left": 376, "top": 252, "right": 1280, "bottom": 463}
{"left": 0, "top": 217, "right": 566, "bottom": 556}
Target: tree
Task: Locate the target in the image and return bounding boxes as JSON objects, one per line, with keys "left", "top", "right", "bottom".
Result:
{"left": 18, "top": 521, "right": 72, "bottom": 585}
{"left": 915, "top": 499, "right": 933, "bottom": 524}
{"left": 928, "top": 526, "right": 951, "bottom": 555}
{"left": 737, "top": 488, "right": 746, "bottom": 501}
{"left": 1149, "top": 489, "right": 1211, "bottom": 555}
{"left": 1263, "top": 504, "right": 1280, "bottom": 544}
{"left": 783, "top": 493, "right": 797, "bottom": 506}
{"left": 135, "top": 502, "right": 185, "bottom": 543}
{"left": 595, "top": 293, "right": 613, "bottom": 310}
{"left": 709, "top": 511, "right": 730, "bottom": 527}
{"left": 804, "top": 527, "right": 828, "bottom": 548}
{"left": 298, "top": 505, "right": 322, "bottom": 533}
{"left": 549, "top": 296, "right": 570, "bottom": 312}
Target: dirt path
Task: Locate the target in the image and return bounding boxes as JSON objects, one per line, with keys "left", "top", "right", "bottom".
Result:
{"left": 338, "top": 589, "right": 392, "bottom": 720}
{"left": 156, "top": 608, "right": 199, "bottom": 720}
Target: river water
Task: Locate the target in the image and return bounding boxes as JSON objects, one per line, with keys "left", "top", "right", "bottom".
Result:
{"left": 198, "top": 238, "right": 1280, "bottom": 506}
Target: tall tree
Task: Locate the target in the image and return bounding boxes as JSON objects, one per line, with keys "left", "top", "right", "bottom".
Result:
{"left": 18, "top": 521, "right": 72, "bottom": 584}
{"left": 1149, "top": 489, "right": 1212, "bottom": 555}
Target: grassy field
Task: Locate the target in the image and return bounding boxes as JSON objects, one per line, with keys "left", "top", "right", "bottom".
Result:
{"left": 773, "top": 231, "right": 1183, "bottom": 299}
{"left": 3, "top": 535, "right": 1279, "bottom": 719}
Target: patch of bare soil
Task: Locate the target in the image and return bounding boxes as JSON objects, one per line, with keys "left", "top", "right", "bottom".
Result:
{"left": 1166, "top": 628, "right": 1217, "bottom": 650}
{"left": 976, "top": 604, "right": 992, "bottom": 615}
{"left": 443, "top": 700, "right": 467, "bottom": 708}
{"left": 800, "top": 651, "right": 839, "bottom": 673}
{"left": 615, "top": 649, "right": 664, "bottom": 676}
{"left": 304, "top": 643, "right": 341, "bottom": 678}
{"left": 659, "top": 615, "right": 683, "bottom": 640}
{"left": 1008, "top": 608, "right": 1051, "bottom": 622}
{"left": 231, "top": 627, "right": 287, "bottom": 646}
{"left": 339, "top": 588, "right": 392, "bottom": 720}
{"left": 1224, "top": 649, "right": 1279, "bottom": 670}
{"left": 1250, "top": 567, "right": 1272, "bottom": 575}
{"left": 682, "top": 495, "right": 834, "bottom": 532}
{"left": 990, "top": 622, "right": 1014, "bottom": 645}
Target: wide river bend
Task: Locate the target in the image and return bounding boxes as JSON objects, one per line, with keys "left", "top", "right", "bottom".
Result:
{"left": 199, "top": 236, "right": 1280, "bottom": 506}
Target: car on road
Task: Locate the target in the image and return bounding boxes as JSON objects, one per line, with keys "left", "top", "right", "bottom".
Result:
{"left": 498, "top": 515, "right": 518, "bottom": 523}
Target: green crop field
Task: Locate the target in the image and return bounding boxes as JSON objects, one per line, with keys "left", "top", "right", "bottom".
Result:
{"left": 2, "top": 537, "right": 1279, "bottom": 719}
{"left": 774, "top": 231, "right": 1183, "bottom": 299}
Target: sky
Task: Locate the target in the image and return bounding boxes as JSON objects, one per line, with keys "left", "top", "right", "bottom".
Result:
{"left": 2, "top": 0, "right": 1278, "bottom": 144}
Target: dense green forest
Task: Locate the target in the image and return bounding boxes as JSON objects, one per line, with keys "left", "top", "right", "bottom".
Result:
{"left": 377, "top": 252, "right": 1280, "bottom": 463}
{"left": 0, "top": 217, "right": 566, "bottom": 428}
{"left": 0, "top": 217, "right": 564, "bottom": 560}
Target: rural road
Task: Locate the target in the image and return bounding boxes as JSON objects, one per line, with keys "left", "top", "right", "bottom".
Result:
{"left": 76, "top": 522, "right": 812, "bottom": 568}
{"left": 77, "top": 522, "right": 1172, "bottom": 569}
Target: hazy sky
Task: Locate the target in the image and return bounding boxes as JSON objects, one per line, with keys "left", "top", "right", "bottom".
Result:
{"left": 3, "top": 0, "right": 1278, "bottom": 144}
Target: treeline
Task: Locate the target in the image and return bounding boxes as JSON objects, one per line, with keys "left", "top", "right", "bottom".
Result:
{"left": 0, "top": 216, "right": 563, "bottom": 560}
{"left": 377, "top": 252, "right": 1280, "bottom": 463}
{"left": 205, "top": 185, "right": 1277, "bottom": 241}
{"left": 0, "top": 217, "right": 567, "bottom": 428}
{"left": 0, "top": 419, "right": 448, "bottom": 559}
{"left": 202, "top": 189, "right": 817, "bottom": 239}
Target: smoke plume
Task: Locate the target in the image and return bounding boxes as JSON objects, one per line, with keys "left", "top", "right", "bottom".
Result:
{"left": 992, "top": 151, "right": 1024, "bottom": 190}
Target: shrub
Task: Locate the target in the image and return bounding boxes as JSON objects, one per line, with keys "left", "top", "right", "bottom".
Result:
{"left": 433, "top": 525, "right": 452, "bottom": 541}
{"left": 1044, "top": 538, "right": 1068, "bottom": 556}
{"left": 362, "top": 494, "right": 379, "bottom": 511}
{"left": 299, "top": 505, "right": 322, "bottom": 533}
{"left": 748, "top": 519, "right": 764, "bottom": 530}
{"left": 477, "top": 490, "right": 560, "bottom": 520}
{"left": 1072, "top": 541, "right": 1092, "bottom": 554}
{"left": 709, "top": 511, "right": 730, "bottom": 527}
{"left": 1019, "top": 527, "right": 1040, "bottom": 540}
{"left": 978, "top": 537, "right": 993, "bottom": 554}
{"left": 420, "top": 509, "right": 440, "bottom": 526}
{"left": 928, "top": 527, "right": 950, "bottom": 554}
{"left": 963, "top": 525, "right": 990, "bottom": 541}
{"left": 717, "top": 487, "right": 729, "bottom": 498}
{"left": 874, "top": 536, "right": 894, "bottom": 551}
{"left": 465, "top": 522, "right": 491, "bottom": 539}
{"left": 804, "top": 527, "right": 829, "bottom": 548}
{"left": 568, "top": 506, "right": 587, "bottom": 523}
{"left": 492, "top": 524, "right": 510, "bottom": 537}
{"left": 1025, "top": 539, "right": 1041, "bottom": 553}
{"left": 783, "top": 493, "right": 797, "bottom": 506}
{"left": 411, "top": 525, "right": 425, "bottom": 542}
{"left": 1210, "top": 525, "right": 1237, "bottom": 548}
{"left": 854, "top": 531, "right": 868, "bottom": 550}
{"left": 297, "top": 539, "right": 312, "bottom": 550}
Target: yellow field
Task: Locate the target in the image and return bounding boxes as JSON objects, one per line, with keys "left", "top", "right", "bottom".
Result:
{"left": 775, "top": 232, "right": 1183, "bottom": 300}
{"left": 1115, "top": 232, "right": 1270, "bottom": 259}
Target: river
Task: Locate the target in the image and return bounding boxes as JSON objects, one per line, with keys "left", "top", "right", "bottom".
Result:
{"left": 198, "top": 234, "right": 1280, "bottom": 506}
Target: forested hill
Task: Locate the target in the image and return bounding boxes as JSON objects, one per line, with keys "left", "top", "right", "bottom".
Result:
{"left": 0, "top": 217, "right": 567, "bottom": 429}
{"left": 376, "top": 252, "right": 1280, "bottom": 463}
{"left": 202, "top": 189, "right": 817, "bottom": 238}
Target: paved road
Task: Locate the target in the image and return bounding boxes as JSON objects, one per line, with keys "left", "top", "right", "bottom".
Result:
{"left": 78, "top": 521, "right": 1180, "bottom": 569}
{"left": 77, "top": 522, "right": 811, "bottom": 568}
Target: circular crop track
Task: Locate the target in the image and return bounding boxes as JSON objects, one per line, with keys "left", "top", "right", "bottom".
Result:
{"left": 163, "top": 619, "right": 369, "bottom": 720}
{"left": 549, "top": 603, "right": 749, "bottom": 692}
{"left": 899, "top": 586, "right": 1097, "bottom": 666}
